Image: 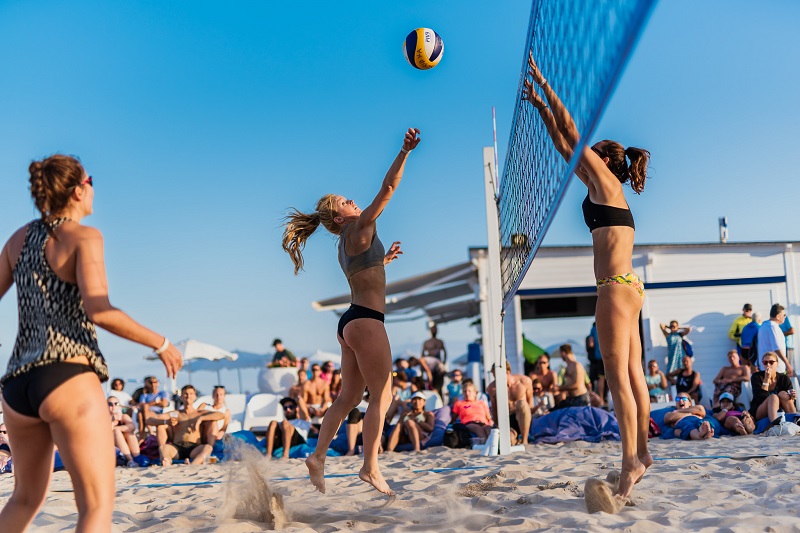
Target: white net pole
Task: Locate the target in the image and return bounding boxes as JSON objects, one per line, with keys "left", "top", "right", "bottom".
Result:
{"left": 483, "top": 147, "right": 512, "bottom": 456}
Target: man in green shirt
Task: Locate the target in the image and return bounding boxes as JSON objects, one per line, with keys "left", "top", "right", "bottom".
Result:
{"left": 271, "top": 338, "right": 297, "bottom": 367}
{"left": 728, "top": 303, "right": 753, "bottom": 356}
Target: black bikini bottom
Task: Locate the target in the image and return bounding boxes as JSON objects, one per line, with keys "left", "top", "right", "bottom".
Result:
{"left": 2, "top": 362, "right": 95, "bottom": 418}
{"left": 337, "top": 304, "right": 385, "bottom": 339}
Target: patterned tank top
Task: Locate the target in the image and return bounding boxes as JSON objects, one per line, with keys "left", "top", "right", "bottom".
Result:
{"left": 1, "top": 218, "right": 108, "bottom": 387}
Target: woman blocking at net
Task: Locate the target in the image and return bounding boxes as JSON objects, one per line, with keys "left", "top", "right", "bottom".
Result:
{"left": 522, "top": 53, "right": 651, "bottom": 503}
{"left": 0, "top": 155, "right": 183, "bottom": 532}
{"left": 281, "top": 127, "right": 420, "bottom": 496}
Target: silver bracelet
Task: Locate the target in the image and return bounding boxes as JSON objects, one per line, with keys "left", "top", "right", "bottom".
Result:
{"left": 539, "top": 78, "right": 548, "bottom": 87}
{"left": 400, "top": 147, "right": 409, "bottom": 154}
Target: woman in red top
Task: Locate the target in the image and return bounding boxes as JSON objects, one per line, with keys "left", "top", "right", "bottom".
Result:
{"left": 451, "top": 382, "right": 493, "bottom": 440}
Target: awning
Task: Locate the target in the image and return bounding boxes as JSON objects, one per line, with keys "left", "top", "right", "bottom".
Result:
{"left": 312, "top": 261, "right": 480, "bottom": 325}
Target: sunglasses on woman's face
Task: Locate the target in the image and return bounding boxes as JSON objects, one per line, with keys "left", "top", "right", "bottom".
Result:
{"left": 108, "top": 401, "right": 119, "bottom": 406}
{"left": 763, "top": 360, "right": 777, "bottom": 366}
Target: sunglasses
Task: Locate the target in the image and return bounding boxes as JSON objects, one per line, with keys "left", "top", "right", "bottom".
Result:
{"left": 763, "top": 360, "right": 777, "bottom": 366}
{"left": 0, "top": 430, "right": 7, "bottom": 434}
{"left": 676, "top": 397, "right": 690, "bottom": 402}
{"left": 83, "top": 176, "right": 93, "bottom": 187}
{"left": 108, "top": 402, "right": 119, "bottom": 406}
{"left": 533, "top": 387, "right": 543, "bottom": 392}
{"left": 283, "top": 404, "right": 297, "bottom": 410}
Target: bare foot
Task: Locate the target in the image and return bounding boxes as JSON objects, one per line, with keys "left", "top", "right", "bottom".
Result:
{"left": 636, "top": 451, "right": 653, "bottom": 483}
{"left": 358, "top": 467, "right": 394, "bottom": 496}
{"left": 614, "top": 461, "right": 646, "bottom": 499}
{"left": 161, "top": 458, "right": 172, "bottom": 467}
{"left": 306, "top": 455, "right": 326, "bottom": 493}
{"left": 698, "top": 421, "right": 713, "bottom": 440}
{"left": 344, "top": 449, "right": 356, "bottom": 456}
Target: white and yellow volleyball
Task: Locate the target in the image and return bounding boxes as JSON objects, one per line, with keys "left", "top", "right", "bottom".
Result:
{"left": 403, "top": 28, "right": 444, "bottom": 70}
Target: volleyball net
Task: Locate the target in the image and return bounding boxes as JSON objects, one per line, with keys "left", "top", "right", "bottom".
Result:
{"left": 496, "top": 0, "right": 656, "bottom": 308}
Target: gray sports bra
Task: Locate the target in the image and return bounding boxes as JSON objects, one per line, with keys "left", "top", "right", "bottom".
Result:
{"left": 338, "top": 224, "right": 385, "bottom": 280}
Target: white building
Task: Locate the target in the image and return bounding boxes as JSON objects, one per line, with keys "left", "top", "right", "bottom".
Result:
{"left": 489, "top": 240, "right": 800, "bottom": 404}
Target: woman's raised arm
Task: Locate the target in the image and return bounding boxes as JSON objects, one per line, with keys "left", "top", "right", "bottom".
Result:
{"left": 356, "top": 128, "right": 420, "bottom": 229}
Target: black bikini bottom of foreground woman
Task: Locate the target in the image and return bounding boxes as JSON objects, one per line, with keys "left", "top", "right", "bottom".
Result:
{"left": 337, "top": 304, "right": 385, "bottom": 339}
{"left": 2, "top": 361, "right": 95, "bottom": 418}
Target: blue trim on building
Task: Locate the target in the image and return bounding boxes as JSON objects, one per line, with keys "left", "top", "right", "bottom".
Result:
{"left": 517, "top": 275, "right": 787, "bottom": 297}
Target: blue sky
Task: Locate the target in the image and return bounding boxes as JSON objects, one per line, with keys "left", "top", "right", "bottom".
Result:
{"left": 1, "top": 1, "right": 799, "bottom": 394}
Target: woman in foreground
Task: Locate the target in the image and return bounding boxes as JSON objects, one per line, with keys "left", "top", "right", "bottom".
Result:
{"left": 522, "top": 53, "right": 651, "bottom": 505}
{"left": 0, "top": 155, "right": 182, "bottom": 531}
{"left": 281, "top": 128, "right": 420, "bottom": 495}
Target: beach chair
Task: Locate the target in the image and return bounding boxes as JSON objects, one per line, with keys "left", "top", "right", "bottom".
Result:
{"left": 225, "top": 394, "right": 248, "bottom": 427}
{"left": 243, "top": 393, "right": 284, "bottom": 434}
{"left": 193, "top": 395, "right": 213, "bottom": 409}
{"left": 735, "top": 381, "right": 753, "bottom": 410}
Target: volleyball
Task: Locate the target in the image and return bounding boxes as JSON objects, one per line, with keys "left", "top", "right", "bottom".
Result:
{"left": 403, "top": 28, "right": 444, "bottom": 70}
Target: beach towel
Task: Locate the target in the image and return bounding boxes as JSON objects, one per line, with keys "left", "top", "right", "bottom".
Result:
{"left": 528, "top": 406, "right": 620, "bottom": 444}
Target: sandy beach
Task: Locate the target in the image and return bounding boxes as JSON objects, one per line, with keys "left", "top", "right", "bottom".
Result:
{"left": 1, "top": 435, "right": 799, "bottom": 532}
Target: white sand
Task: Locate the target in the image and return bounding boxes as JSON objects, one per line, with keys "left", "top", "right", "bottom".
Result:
{"left": 1, "top": 435, "right": 799, "bottom": 531}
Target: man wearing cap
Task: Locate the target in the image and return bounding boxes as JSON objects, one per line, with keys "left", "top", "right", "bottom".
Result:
{"left": 265, "top": 397, "right": 317, "bottom": 460}
{"left": 271, "top": 338, "right": 297, "bottom": 367}
{"left": 711, "top": 391, "right": 755, "bottom": 435}
{"left": 386, "top": 391, "right": 434, "bottom": 452}
{"left": 728, "top": 304, "right": 753, "bottom": 356}
{"left": 710, "top": 349, "right": 751, "bottom": 407}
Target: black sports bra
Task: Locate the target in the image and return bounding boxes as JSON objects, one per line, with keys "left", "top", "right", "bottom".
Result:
{"left": 582, "top": 195, "right": 635, "bottom": 232}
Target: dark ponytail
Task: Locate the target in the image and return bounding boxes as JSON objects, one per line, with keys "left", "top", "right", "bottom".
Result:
{"left": 593, "top": 140, "right": 650, "bottom": 194}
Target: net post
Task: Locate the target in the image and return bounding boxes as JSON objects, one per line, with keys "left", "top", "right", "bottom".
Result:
{"left": 482, "top": 146, "right": 512, "bottom": 456}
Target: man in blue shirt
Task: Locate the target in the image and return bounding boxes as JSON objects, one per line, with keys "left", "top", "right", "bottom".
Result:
{"left": 132, "top": 375, "right": 170, "bottom": 440}
{"left": 740, "top": 311, "right": 762, "bottom": 369}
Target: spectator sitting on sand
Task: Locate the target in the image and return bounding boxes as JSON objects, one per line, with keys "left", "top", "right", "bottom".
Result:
{"left": 147, "top": 385, "right": 224, "bottom": 466}
{"left": 529, "top": 354, "right": 559, "bottom": 396}
{"left": 553, "top": 344, "right": 590, "bottom": 409}
{"left": 487, "top": 361, "right": 533, "bottom": 445}
{"left": 645, "top": 360, "right": 668, "bottom": 402}
{"left": 387, "top": 392, "right": 434, "bottom": 452}
{"left": 266, "top": 397, "right": 318, "bottom": 460}
{"left": 531, "top": 379, "right": 553, "bottom": 418}
{"left": 446, "top": 369, "right": 464, "bottom": 405}
{"left": 197, "top": 385, "right": 231, "bottom": 446}
{"left": 667, "top": 355, "right": 704, "bottom": 406}
{"left": 711, "top": 350, "right": 750, "bottom": 407}
{"left": 655, "top": 393, "right": 715, "bottom": 440}
{"left": 749, "top": 351, "right": 797, "bottom": 425}
{"left": 132, "top": 375, "right": 170, "bottom": 440}
{"left": 303, "top": 364, "right": 332, "bottom": 422}
{"left": 108, "top": 378, "right": 133, "bottom": 414}
{"left": 451, "top": 381, "right": 493, "bottom": 441}
{"left": 711, "top": 392, "right": 755, "bottom": 435}
{"left": 288, "top": 368, "right": 308, "bottom": 401}
{"left": 108, "top": 396, "right": 139, "bottom": 467}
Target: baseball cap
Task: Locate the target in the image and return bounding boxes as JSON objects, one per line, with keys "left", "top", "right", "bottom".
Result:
{"left": 279, "top": 397, "right": 297, "bottom": 408}
{"left": 410, "top": 391, "right": 427, "bottom": 401}
{"left": 719, "top": 392, "right": 735, "bottom": 402}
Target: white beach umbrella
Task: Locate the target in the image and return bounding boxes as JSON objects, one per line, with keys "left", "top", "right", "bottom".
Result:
{"left": 145, "top": 339, "right": 238, "bottom": 393}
